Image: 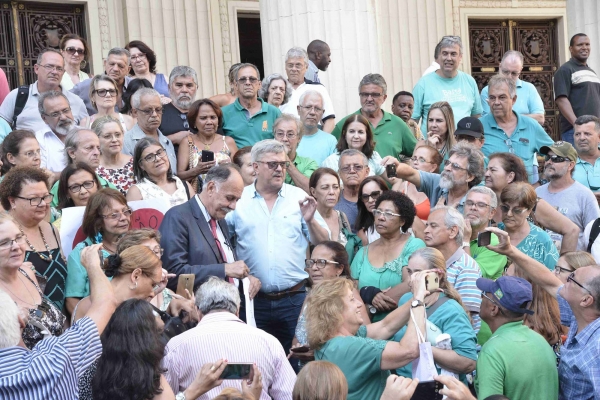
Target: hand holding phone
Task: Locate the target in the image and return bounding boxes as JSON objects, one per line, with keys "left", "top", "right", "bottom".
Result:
{"left": 424, "top": 272, "right": 440, "bottom": 292}
{"left": 386, "top": 163, "right": 397, "bottom": 178}
{"left": 477, "top": 231, "right": 492, "bottom": 247}
{"left": 219, "top": 363, "right": 254, "bottom": 380}
{"left": 201, "top": 150, "right": 215, "bottom": 162}
{"left": 410, "top": 380, "right": 443, "bottom": 400}
{"left": 176, "top": 274, "right": 195, "bottom": 297}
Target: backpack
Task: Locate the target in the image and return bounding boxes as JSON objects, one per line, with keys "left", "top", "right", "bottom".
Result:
{"left": 11, "top": 85, "right": 30, "bottom": 129}
{"left": 587, "top": 218, "right": 600, "bottom": 253}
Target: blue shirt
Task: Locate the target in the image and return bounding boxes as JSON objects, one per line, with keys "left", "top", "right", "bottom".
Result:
{"left": 556, "top": 285, "right": 600, "bottom": 399}
{"left": 297, "top": 129, "right": 337, "bottom": 165}
{"left": 480, "top": 112, "right": 554, "bottom": 184}
{"left": 574, "top": 157, "right": 600, "bottom": 192}
{"left": 0, "top": 317, "right": 101, "bottom": 399}
{"left": 226, "top": 183, "right": 329, "bottom": 292}
{"left": 123, "top": 124, "right": 177, "bottom": 175}
{"left": 417, "top": 171, "right": 467, "bottom": 214}
{"left": 445, "top": 248, "right": 482, "bottom": 333}
{"left": 480, "top": 79, "right": 545, "bottom": 117}
{"left": 65, "top": 237, "right": 111, "bottom": 299}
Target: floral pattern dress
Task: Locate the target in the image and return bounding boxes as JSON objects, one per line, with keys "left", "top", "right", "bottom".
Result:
{"left": 97, "top": 158, "right": 136, "bottom": 195}
{"left": 498, "top": 221, "right": 559, "bottom": 270}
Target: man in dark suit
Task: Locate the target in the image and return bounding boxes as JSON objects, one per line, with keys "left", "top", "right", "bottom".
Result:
{"left": 159, "top": 164, "right": 261, "bottom": 297}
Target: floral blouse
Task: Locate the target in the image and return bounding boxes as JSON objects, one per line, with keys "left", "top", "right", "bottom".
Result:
{"left": 97, "top": 158, "right": 136, "bottom": 195}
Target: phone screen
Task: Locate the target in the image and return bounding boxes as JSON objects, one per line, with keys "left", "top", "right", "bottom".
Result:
{"left": 410, "top": 380, "right": 443, "bottom": 400}
{"left": 478, "top": 231, "right": 492, "bottom": 247}
{"left": 386, "top": 163, "right": 397, "bottom": 178}
{"left": 219, "top": 363, "right": 253, "bottom": 380}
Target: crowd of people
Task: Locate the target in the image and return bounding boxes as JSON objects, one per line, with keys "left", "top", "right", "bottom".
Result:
{"left": 0, "top": 31, "right": 599, "bottom": 400}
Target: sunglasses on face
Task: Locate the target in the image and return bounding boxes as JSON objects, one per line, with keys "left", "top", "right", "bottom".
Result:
{"left": 361, "top": 190, "right": 381, "bottom": 202}
{"left": 500, "top": 205, "right": 528, "bottom": 215}
{"left": 256, "top": 161, "right": 290, "bottom": 170}
{"left": 544, "top": 155, "right": 570, "bottom": 163}
{"left": 64, "top": 47, "right": 85, "bottom": 55}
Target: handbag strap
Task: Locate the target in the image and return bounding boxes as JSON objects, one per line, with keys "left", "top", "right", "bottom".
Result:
{"left": 187, "top": 134, "right": 199, "bottom": 192}
{"left": 410, "top": 307, "right": 426, "bottom": 344}
{"left": 426, "top": 296, "right": 450, "bottom": 318}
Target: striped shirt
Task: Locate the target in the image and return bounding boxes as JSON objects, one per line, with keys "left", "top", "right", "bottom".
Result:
{"left": 446, "top": 248, "right": 482, "bottom": 333}
{"left": 162, "top": 312, "right": 296, "bottom": 399}
{"left": 0, "top": 317, "right": 101, "bottom": 400}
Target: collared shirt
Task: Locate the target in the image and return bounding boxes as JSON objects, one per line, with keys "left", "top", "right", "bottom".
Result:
{"left": 296, "top": 129, "right": 337, "bottom": 165}
{"left": 0, "top": 317, "right": 101, "bottom": 399}
{"left": 0, "top": 81, "right": 88, "bottom": 132}
{"left": 305, "top": 59, "right": 320, "bottom": 83}
{"left": 556, "top": 285, "right": 600, "bottom": 399}
{"left": 445, "top": 247, "right": 482, "bottom": 332}
{"left": 35, "top": 128, "right": 66, "bottom": 173}
{"left": 417, "top": 171, "right": 467, "bottom": 213}
{"left": 195, "top": 196, "right": 235, "bottom": 263}
{"left": 222, "top": 98, "right": 281, "bottom": 148}
{"left": 226, "top": 183, "right": 329, "bottom": 292}
{"left": 162, "top": 312, "right": 296, "bottom": 400}
{"left": 279, "top": 82, "right": 335, "bottom": 121}
{"left": 123, "top": 124, "right": 177, "bottom": 175}
{"left": 285, "top": 155, "right": 318, "bottom": 186}
{"left": 480, "top": 111, "right": 554, "bottom": 184}
{"left": 574, "top": 156, "right": 600, "bottom": 192}
{"left": 331, "top": 109, "right": 417, "bottom": 159}
{"left": 469, "top": 233, "right": 507, "bottom": 280}
{"left": 480, "top": 78, "right": 545, "bottom": 117}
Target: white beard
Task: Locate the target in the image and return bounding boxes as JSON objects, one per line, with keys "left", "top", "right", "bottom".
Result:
{"left": 439, "top": 173, "right": 455, "bottom": 190}
{"left": 54, "top": 120, "right": 75, "bottom": 136}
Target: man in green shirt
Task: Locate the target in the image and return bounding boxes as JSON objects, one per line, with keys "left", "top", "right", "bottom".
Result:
{"left": 273, "top": 114, "right": 317, "bottom": 193}
{"left": 331, "top": 73, "right": 416, "bottom": 159}
{"left": 475, "top": 276, "right": 559, "bottom": 400}
{"left": 221, "top": 63, "right": 281, "bottom": 148}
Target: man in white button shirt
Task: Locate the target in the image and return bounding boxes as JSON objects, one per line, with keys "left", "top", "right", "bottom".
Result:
{"left": 35, "top": 91, "right": 76, "bottom": 178}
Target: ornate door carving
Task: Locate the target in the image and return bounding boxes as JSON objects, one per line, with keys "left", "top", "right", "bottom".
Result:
{"left": 468, "top": 19, "right": 560, "bottom": 140}
{"left": 0, "top": 1, "right": 86, "bottom": 88}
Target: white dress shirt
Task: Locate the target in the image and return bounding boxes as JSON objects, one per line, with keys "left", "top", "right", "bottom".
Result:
{"left": 35, "top": 127, "right": 67, "bottom": 172}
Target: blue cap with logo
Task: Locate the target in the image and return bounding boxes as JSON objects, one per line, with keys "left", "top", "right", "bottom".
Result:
{"left": 476, "top": 276, "right": 534, "bottom": 315}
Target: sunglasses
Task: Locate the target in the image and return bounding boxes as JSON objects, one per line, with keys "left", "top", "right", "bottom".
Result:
{"left": 544, "top": 155, "right": 570, "bottom": 163}
{"left": 361, "top": 191, "right": 381, "bottom": 202}
{"left": 64, "top": 46, "right": 85, "bottom": 55}
{"left": 256, "top": 161, "right": 290, "bottom": 170}
{"left": 500, "top": 205, "right": 528, "bottom": 215}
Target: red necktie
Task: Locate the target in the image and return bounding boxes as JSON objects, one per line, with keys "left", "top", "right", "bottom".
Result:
{"left": 209, "top": 218, "right": 234, "bottom": 284}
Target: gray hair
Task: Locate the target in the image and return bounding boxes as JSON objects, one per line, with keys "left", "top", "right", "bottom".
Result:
{"left": 202, "top": 164, "right": 241, "bottom": 191}
{"left": 37, "top": 48, "right": 63, "bottom": 65}
{"left": 449, "top": 141, "right": 485, "bottom": 187}
{"left": 438, "top": 36, "right": 463, "bottom": 55}
{"left": 467, "top": 186, "right": 498, "bottom": 209}
{"left": 588, "top": 274, "right": 600, "bottom": 312}
{"left": 251, "top": 139, "right": 286, "bottom": 163}
{"left": 38, "top": 90, "right": 69, "bottom": 115}
{"left": 0, "top": 290, "right": 20, "bottom": 349}
{"left": 259, "top": 73, "right": 293, "bottom": 105}
{"left": 299, "top": 90, "right": 324, "bottom": 108}
{"left": 273, "top": 114, "right": 302, "bottom": 140}
{"left": 487, "top": 74, "right": 517, "bottom": 99}
{"left": 359, "top": 73, "right": 387, "bottom": 96}
{"left": 64, "top": 127, "right": 94, "bottom": 164}
{"left": 574, "top": 115, "right": 600, "bottom": 133}
{"left": 285, "top": 47, "right": 309, "bottom": 65}
{"left": 168, "top": 65, "right": 198, "bottom": 86}
{"left": 107, "top": 47, "right": 131, "bottom": 63}
{"left": 131, "top": 88, "right": 160, "bottom": 109}
{"left": 195, "top": 276, "right": 240, "bottom": 315}
{"left": 501, "top": 50, "right": 524, "bottom": 65}
{"left": 236, "top": 63, "right": 261, "bottom": 81}
{"left": 432, "top": 205, "right": 465, "bottom": 244}
{"left": 339, "top": 149, "right": 368, "bottom": 168}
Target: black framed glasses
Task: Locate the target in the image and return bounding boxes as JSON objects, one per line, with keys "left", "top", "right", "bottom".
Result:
{"left": 101, "top": 208, "right": 133, "bottom": 220}
{"left": 443, "top": 160, "right": 468, "bottom": 171}
{"left": 64, "top": 47, "right": 85, "bottom": 56}
{"left": 256, "top": 161, "right": 290, "bottom": 170}
{"left": 499, "top": 205, "right": 529, "bottom": 215}
{"left": 180, "top": 113, "right": 190, "bottom": 130}
{"left": 94, "top": 89, "right": 117, "bottom": 98}
{"left": 142, "top": 148, "right": 167, "bottom": 163}
{"left": 68, "top": 180, "right": 96, "bottom": 193}
{"left": 305, "top": 259, "right": 341, "bottom": 270}
{"left": 554, "top": 265, "right": 574, "bottom": 275}
{"left": 567, "top": 271, "right": 594, "bottom": 297}
{"left": 544, "top": 155, "right": 570, "bottom": 163}
{"left": 16, "top": 194, "right": 53, "bottom": 206}
{"left": 361, "top": 191, "right": 382, "bottom": 202}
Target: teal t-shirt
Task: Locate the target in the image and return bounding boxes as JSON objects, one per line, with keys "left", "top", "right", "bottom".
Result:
{"left": 221, "top": 98, "right": 281, "bottom": 148}
{"left": 498, "top": 222, "right": 558, "bottom": 270}
{"left": 65, "top": 237, "right": 111, "bottom": 299}
{"left": 412, "top": 71, "right": 482, "bottom": 137}
{"left": 315, "top": 325, "right": 389, "bottom": 400}
{"left": 296, "top": 129, "right": 337, "bottom": 165}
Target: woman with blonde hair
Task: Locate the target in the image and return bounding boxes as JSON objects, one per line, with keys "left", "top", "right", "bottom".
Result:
{"left": 292, "top": 361, "right": 348, "bottom": 400}
{"left": 80, "top": 75, "right": 134, "bottom": 131}
{"left": 554, "top": 251, "right": 596, "bottom": 284}
{"left": 423, "top": 101, "right": 456, "bottom": 171}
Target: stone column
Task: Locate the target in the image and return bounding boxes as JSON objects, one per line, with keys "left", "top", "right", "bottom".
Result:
{"left": 567, "top": 0, "right": 600, "bottom": 69}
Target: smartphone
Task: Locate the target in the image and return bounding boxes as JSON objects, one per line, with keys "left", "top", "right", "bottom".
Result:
{"left": 291, "top": 345, "right": 310, "bottom": 353}
{"left": 201, "top": 150, "right": 215, "bottom": 162}
{"left": 478, "top": 231, "right": 492, "bottom": 247}
{"left": 176, "top": 274, "right": 195, "bottom": 297}
{"left": 219, "top": 363, "right": 253, "bottom": 380}
{"left": 386, "top": 163, "right": 397, "bottom": 178}
{"left": 410, "top": 380, "right": 443, "bottom": 400}
{"left": 425, "top": 272, "right": 440, "bottom": 292}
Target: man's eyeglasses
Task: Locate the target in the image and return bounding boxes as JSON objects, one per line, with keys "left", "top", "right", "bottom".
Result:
{"left": 275, "top": 131, "right": 297, "bottom": 140}
{"left": 237, "top": 77, "right": 259, "bottom": 84}
{"left": 504, "top": 138, "right": 515, "bottom": 154}
{"left": 299, "top": 105, "right": 324, "bottom": 114}
{"left": 101, "top": 208, "right": 133, "bottom": 220}
{"left": 68, "top": 180, "right": 96, "bottom": 193}
{"left": 0, "top": 234, "right": 26, "bottom": 250}
{"left": 544, "top": 155, "right": 570, "bottom": 163}
{"left": 339, "top": 164, "right": 365, "bottom": 173}
{"left": 501, "top": 69, "right": 521, "bottom": 78}
{"left": 361, "top": 191, "right": 382, "bottom": 202}
{"left": 38, "top": 64, "right": 64, "bottom": 73}
{"left": 256, "top": 161, "right": 290, "bottom": 170}
{"left": 567, "top": 271, "right": 594, "bottom": 298}
{"left": 465, "top": 200, "right": 491, "bottom": 210}
{"left": 373, "top": 209, "right": 402, "bottom": 219}
{"left": 359, "top": 92, "right": 383, "bottom": 99}
{"left": 136, "top": 107, "right": 164, "bottom": 116}
{"left": 64, "top": 47, "right": 85, "bottom": 56}
{"left": 443, "top": 160, "right": 468, "bottom": 171}
{"left": 16, "top": 194, "right": 53, "bottom": 206}
{"left": 499, "top": 205, "right": 528, "bottom": 215}
{"left": 43, "top": 108, "right": 71, "bottom": 118}
{"left": 93, "top": 89, "right": 117, "bottom": 98}
{"left": 142, "top": 148, "right": 167, "bottom": 163}
{"left": 411, "top": 156, "right": 432, "bottom": 164}
{"left": 305, "top": 259, "right": 341, "bottom": 270}
{"left": 20, "top": 149, "right": 41, "bottom": 158}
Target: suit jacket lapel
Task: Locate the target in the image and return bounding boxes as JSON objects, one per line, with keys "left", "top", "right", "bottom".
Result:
{"left": 190, "top": 198, "right": 223, "bottom": 263}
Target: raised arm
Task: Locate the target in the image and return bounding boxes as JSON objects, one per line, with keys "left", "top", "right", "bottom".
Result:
{"left": 381, "top": 156, "right": 422, "bottom": 188}
{"left": 534, "top": 199, "right": 580, "bottom": 253}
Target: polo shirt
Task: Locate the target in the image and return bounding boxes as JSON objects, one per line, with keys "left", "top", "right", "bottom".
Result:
{"left": 445, "top": 247, "right": 482, "bottom": 333}
{"left": 469, "top": 233, "right": 507, "bottom": 280}
{"left": 480, "top": 112, "right": 554, "bottom": 184}
{"left": 50, "top": 173, "right": 117, "bottom": 208}
{"left": 475, "top": 321, "right": 559, "bottom": 400}
{"left": 0, "top": 82, "right": 88, "bottom": 132}
{"left": 418, "top": 170, "right": 467, "bottom": 214}
{"left": 35, "top": 128, "right": 66, "bottom": 173}
{"left": 123, "top": 124, "right": 177, "bottom": 175}
{"left": 574, "top": 156, "right": 600, "bottom": 191}
{"left": 331, "top": 109, "right": 416, "bottom": 159}
{"left": 554, "top": 57, "right": 600, "bottom": 133}
{"left": 296, "top": 129, "right": 337, "bottom": 165}
{"left": 411, "top": 70, "right": 482, "bottom": 136}
{"left": 222, "top": 98, "right": 281, "bottom": 148}
{"left": 285, "top": 154, "right": 318, "bottom": 186}
{"left": 480, "top": 78, "right": 545, "bottom": 117}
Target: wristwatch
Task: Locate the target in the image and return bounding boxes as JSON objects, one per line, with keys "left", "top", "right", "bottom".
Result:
{"left": 462, "top": 241, "right": 470, "bottom": 248}
{"left": 175, "top": 392, "right": 186, "bottom": 400}
{"left": 411, "top": 300, "right": 424, "bottom": 308}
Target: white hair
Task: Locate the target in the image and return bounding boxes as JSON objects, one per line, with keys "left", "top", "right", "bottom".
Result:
{"left": 467, "top": 186, "right": 498, "bottom": 209}
{"left": 251, "top": 139, "right": 286, "bottom": 163}
{"left": 432, "top": 205, "right": 465, "bottom": 244}
{"left": 299, "top": 90, "right": 324, "bottom": 107}
{"left": 195, "top": 277, "right": 240, "bottom": 315}
{"left": 131, "top": 88, "right": 160, "bottom": 110}
{"left": 0, "top": 290, "right": 21, "bottom": 349}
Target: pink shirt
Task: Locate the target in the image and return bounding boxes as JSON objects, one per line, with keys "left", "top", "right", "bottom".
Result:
{"left": 162, "top": 312, "right": 296, "bottom": 399}
{"left": 0, "top": 68, "right": 10, "bottom": 105}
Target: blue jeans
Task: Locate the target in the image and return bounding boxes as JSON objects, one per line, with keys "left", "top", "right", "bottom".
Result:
{"left": 561, "top": 128, "right": 574, "bottom": 145}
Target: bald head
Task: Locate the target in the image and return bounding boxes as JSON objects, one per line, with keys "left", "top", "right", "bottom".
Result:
{"left": 306, "top": 40, "right": 331, "bottom": 71}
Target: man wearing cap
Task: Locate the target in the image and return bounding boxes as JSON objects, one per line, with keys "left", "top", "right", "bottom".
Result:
{"left": 454, "top": 116, "right": 487, "bottom": 168}
{"left": 485, "top": 226, "right": 600, "bottom": 400}
{"left": 475, "top": 275, "right": 559, "bottom": 400}
{"left": 536, "top": 141, "right": 600, "bottom": 250}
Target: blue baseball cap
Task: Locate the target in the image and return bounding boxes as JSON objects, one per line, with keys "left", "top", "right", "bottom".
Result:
{"left": 476, "top": 276, "right": 534, "bottom": 315}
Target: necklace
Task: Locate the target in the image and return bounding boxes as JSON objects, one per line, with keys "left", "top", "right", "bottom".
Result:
{"left": 0, "top": 273, "right": 39, "bottom": 307}
{"left": 197, "top": 134, "right": 216, "bottom": 150}
{"left": 20, "top": 225, "right": 53, "bottom": 262}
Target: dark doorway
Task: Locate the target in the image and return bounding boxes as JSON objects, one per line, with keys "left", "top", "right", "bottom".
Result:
{"left": 237, "top": 13, "right": 264, "bottom": 79}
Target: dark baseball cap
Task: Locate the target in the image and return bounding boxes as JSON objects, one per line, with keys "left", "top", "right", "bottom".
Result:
{"left": 454, "top": 117, "right": 484, "bottom": 139}
{"left": 539, "top": 141, "right": 578, "bottom": 162}
{"left": 476, "top": 276, "right": 534, "bottom": 315}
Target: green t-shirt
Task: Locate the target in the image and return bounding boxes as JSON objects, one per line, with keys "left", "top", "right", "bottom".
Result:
{"left": 221, "top": 98, "right": 281, "bottom": 148}
{"left": 65, "top": 237, "right": 111, "bottom": 299}
{"left": 50, "top": 173, "right": 117, "bottom": 208}
{"left": 285, "top": 154, "right": 318, "bottom": 186}
{"left": 331, "top": 109, "right": 416, "bottom": 159}
{"left": 315, "top": 325, "right": 389, "bottom": 400}
{"left": 470, "top": 233, "right": 507, "bottom": 280}
{"left": 475, "top": 321, "right": 559, "bottom": 400}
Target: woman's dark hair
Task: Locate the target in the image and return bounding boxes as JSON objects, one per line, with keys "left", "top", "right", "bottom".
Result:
{"left": 232, "top": 146, "right": 252, "bottom": 168}
{"left": 59, "top": 34, "right": 89, "bottom": 64}
{"left": 120, "top": 78, "right": 153, "bottom": 114}
{"left": 56, "top": 162, "right": 101, "bottom": 210}
{"left": 374, "top": 190, "right": 416, "bottom": 233}
{"left": 132, "top": 137, "right": 175, "bottom": 183}
{"left": 354, "top": 175, "right": 388, "bottom": 232}
{"left": 489, "top": 152, "right": 529, "bottom": 183}
{"left": 82, "top": 188, "right": 128, "bottom": 239}
{"left": 0, "top": 166, "right": 49, "bottom": 210}
{"left": 308, "top": 167, "right": 340, "bottom": 190}
{"left": 316, "top": 241, "right": 350, "bottom": 276}
{"left": 92, "top": 299, "right": 166, "bottom": 400}
{"left": 187, "top": 99, "right": 223, "bottom": 131}
{"left": 1, "top": 129, "right": 36, "bottom": 174}
{"left": 336, "top": 114, "right": 375, "bottom": 159}
{"left": 125, "top": 40, "right": 157, "bottom": 74}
